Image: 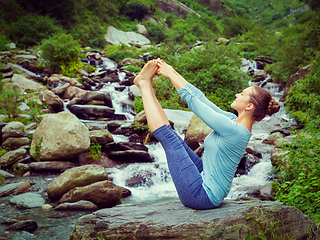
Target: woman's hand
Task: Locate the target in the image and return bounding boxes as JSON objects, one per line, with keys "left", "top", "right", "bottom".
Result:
{"left": 156, "top": 58, "right": 188, "bottom": 90}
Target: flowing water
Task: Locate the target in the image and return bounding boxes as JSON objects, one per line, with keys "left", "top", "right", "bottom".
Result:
{"left": 0, "top": 58, "right": 293, "bottom": 239}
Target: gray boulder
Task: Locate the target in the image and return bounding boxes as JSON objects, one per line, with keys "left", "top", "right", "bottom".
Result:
{"left": 39, "top": 90, "right": 64, "bottom": 112}
{"left": 47, "top": 164, "right": 109, "bottom": 200}
{"left": 157, "top": 0, "right": 200, "bottom": 19}
{"left": 69, "top": 104, "right": 115, "bottom": 118}
{"left": 0, "top": 148, "right": 27, "bottom": 167}
{"left": 2, "top": 137, "right": 31, "bottom": 148}
{"left": 30, "top": 112, "right": 90, "bottom": 161}
{"left": 3, "top": 74, "right": 45, "bottom": 94}
{"left": 184, "top": 114, "right": 212, "bottom": 150}
{"left": 105, "top": 26, "right": 151, "bottom": 47}
{"left": 70, "top": 200, "right": 317, "bottom": 240}
{"left": 89, "top": 130, "right": 114, "bottom": 145}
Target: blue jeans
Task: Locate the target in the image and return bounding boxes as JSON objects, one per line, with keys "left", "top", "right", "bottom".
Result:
{"left": 152, "top": 124, "right": 216, "bottom": 210}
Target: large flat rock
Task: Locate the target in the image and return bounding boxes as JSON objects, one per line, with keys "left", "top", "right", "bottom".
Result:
{"left": 70, "top": 199, "right": 317, "bottom": 239}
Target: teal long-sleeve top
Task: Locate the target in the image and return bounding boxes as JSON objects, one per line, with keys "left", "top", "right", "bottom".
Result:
{"left": 177, "top": 83, "right": 252, "bottom": 206}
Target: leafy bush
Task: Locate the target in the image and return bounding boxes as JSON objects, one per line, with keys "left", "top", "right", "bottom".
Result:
{"left": 107, "top": 50, "right": 139, "bottom": 62}
{"left": 150, "top": 42, "right": 251, "bottom": 111}
{"left": 284, "top": 54, "right": 320, "bottom": 129}
{"left": 86, "top": 143, "right": 102, "bottom": 162}
{"left": 124, "top": 65, "right": 142, "bottom": 73}
{"left": 7, "top": 14, "right": 62, "bottom": 47}
{"left": 143, "top": 21, "right": 169, "bottom": 44}
{"left": 272, "top": 132, "right": 320, "bottom": 227}
{"left": 40, "top": 33, "right": 82, "bottom": 74}
{"left": 125, "top": 1, "right": 149, "bottom": 21}
{"left": 221, "top": 17, "right": 253, "bottom": 38}
{"left": 0, "top": 33, "right": 10, "bottom": 51}
{"left": 0, "top": 86, "right": 22, "bottom": 119}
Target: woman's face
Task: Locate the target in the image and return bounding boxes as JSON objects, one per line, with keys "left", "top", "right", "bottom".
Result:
{"left": 231, "top": 87, "right": 253, "bottom": 112}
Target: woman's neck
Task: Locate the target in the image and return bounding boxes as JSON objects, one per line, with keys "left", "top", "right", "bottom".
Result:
{"left": 235, "top": 114, "right": 254, "bottom": 132}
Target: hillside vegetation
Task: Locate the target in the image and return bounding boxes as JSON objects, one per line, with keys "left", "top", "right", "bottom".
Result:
{"left": 0, "top": 0, "right": 320, "bottom": 228}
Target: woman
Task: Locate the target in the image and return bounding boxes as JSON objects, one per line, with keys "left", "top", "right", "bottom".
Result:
{"left": 134, "top": 59, "right": 280, "bottom": 210}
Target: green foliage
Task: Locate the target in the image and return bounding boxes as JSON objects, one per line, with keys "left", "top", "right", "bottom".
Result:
{"left": 285, "top": 54, "right": 320, "bottom": 129}
{"left": 26, "top": 98, "right": 43, "bottom": 124}
{"left": 143, "top": 21, "right": 169, "bottom": 44}
{"left": 0, "top": 33, "right": 10, "bottom": 51}
{"left": 124, "top": 65, "right": 142, "bottom": 73}
{"left": 301, "top": 0, "right": 320, "bottom": 11}
{"left": 222, "top": 17, "right": 253, "bottom": 38}
{"left": 125, "top": 1, "right": 149, "bottom": 21}
{"left": 107, "top": 50, "right": 139, "bottom": 62}
{"left": 150, "top": 42, "right": 251, "bottom": 111}
{"left": 272, "top": 132, "right": 320, "bottom": 227}
{"left": 86, "top": 143, "right": 102, "bottom": 162}
{"left": 0, "top": 86, "right": 22, "bottom": 119}
{"left": 0, "top": 147, "right": 8, "bottom": 156}
{"left": 0, "top": 174, "right": 4, "bottom": 185}
{"left": 40, "top": 33, "right": 82, "bottom": 74}
{"left": 7, "top": 14, "right": 62, "bottom": 48}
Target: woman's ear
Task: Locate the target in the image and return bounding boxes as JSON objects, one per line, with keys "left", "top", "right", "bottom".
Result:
{"left": 247, "top": 103, "right": 254, "bottom": 111}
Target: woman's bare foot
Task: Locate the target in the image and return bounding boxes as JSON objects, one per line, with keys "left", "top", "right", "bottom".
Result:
{"left": 156, "top": 59, "right": 178, "bottom": 79}
{"left": 134, "top": 60, "right": 158, "bottom": 88}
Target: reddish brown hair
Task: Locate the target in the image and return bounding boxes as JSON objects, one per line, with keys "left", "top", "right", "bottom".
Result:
{"left": 249, "top": 85, "right": 280, "bottom": 122}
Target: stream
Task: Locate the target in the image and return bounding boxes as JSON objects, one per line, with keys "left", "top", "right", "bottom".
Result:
{"left": 0, "top": 58, "right": 293, "bottom": 239}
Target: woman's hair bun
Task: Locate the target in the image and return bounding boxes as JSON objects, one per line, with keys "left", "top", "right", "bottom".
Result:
{"left": 266, "top": 98, "right": 280, "bottom": 116}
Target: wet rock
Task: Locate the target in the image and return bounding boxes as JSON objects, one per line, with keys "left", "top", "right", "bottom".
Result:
{"left": 2, "top": 137, "right": 31, "bottom": 149}
{"left": 5, "top": 219, "right": 38, "bottom": 232}
{"left": 80, "top": 92, "right": 113, "bottom": 108}
{"left": 47, "top": 164, "right": 109, "bottom": 200}
{"left": 262, "top": 132, "right": 283, "bottom": 145}
{"left": 107, "top": 122, "right": 121, "bottom": 132}
{"left": 62, "top": 86, "right": 86, "bottom": 100}
{"left": 0, "top": 169, "right": 14, "bottom": 178}
{"left": 70, "top": 200, "right": 317, "bottom": 240}
{"left": 69, "top": 104, "right": 115, "bottom": 118}
{"left": 108, "top": 150, "right": 154, "bottom": 163}
{"left": 185, "top": 114, "right": 211, "bottom": 150}
{"left": 103, "top": 142, "right": 148, "bottom": 152}
{"left": 10, "top": 192, "right": 45, "bottom": 209}
{"left": 89, "top": 130, "right": 114, "bottom": 145}
{"left": 125, "top": 170, "right": 155, "bottom": 187}
{"left": 0, "top": 182, "right": 30, "bottom": 197}
{"left": 55, "top": 200, "right": 99, "bottom": 211}
{"left": 39, "top": 90, "right": 64, "bottom": 112}
{"left": 119, "top": 186, "right": 131, "bottom": 198}
{"left": 0, "top": 148, "right": 27, "bottom": 167}
{"left": 259, "top": 183, "right": 274, "bottom": 201}
{"left": 49, "top": 74, "right": 85, "bottom": 89}
{"left": 30, "top": 112, "right": 90, "bottom": 161}
{"left": 51, "top": 82, "right": 70, "bottom": 96}
{"left": 29, "top": 161, "right": 74, "bottom": 172}
{"left": 59, "top": 180, "right": 122, "bottom": 208}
